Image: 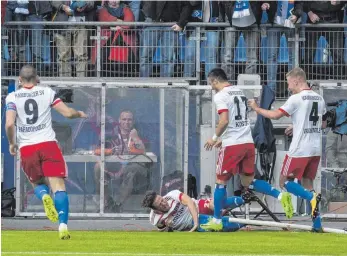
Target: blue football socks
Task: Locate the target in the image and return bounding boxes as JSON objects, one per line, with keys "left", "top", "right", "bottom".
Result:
{"left": 250, "top": 179, "right": 280, "bottom": 199}
{"left": 34, "top": 184, "right": 50, "bottom": 201}
{"left": 54, "top": 191, "right": 69, "bottom": 225}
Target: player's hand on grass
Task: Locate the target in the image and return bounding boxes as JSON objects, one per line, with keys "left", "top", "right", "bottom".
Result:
{"left": 247, "top": 99, "right": 258, "bottom": 110}
{"left": 9, "top": 144, "right": 18, "bottom": 156}
{"left": 78, "top": 111, "right": 88, "bottom": 118}
{"left": 204, "top": 139, "right": 217, "bottom": 151}
{"left": 189, "top": 224, "right": 198, "bottom": 232}
{"left": 285, "top": 125, "right": 293, "bottom": 136}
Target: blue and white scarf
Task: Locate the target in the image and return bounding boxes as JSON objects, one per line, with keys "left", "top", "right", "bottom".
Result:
{"left": 232, "top": 0, "right": 250, "bottom": 19}
{"left": 276, "top": 0, "right": 296, "bottom": 28}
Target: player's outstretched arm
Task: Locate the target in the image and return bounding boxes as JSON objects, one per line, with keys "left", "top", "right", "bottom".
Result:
{"left": 248, "top": 99, "right": 286, "bottom": 120}
{"left": 53, "top": 102, "right": 87, "bottom": 119}
{"left": 180, "top": 193, "right": 199, "bottom": 232}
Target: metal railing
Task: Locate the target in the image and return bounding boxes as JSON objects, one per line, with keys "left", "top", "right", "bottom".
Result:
{"left": 2, "top": 22, "right": 347, "bottom": 99}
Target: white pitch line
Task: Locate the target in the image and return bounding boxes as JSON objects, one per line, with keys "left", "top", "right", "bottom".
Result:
{"left": 0, "top": 253, "right": 336, "bottom": 256}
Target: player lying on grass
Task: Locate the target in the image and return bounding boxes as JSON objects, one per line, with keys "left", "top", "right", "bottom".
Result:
{"left": 142, "top": 190, "right": 249, "bottom": 232}
{"left": 5, "top": 65, "right": 87, "bottom": 239}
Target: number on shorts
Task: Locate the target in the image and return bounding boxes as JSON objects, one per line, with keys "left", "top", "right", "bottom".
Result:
{"left": 24, "top": 99, "right": 38, "bottom": 124}
{"left": 234, "top": 96, "right": 248, "bottom": 120}
{"left": 309, "top": 101, "right": 319, "bottom": 126}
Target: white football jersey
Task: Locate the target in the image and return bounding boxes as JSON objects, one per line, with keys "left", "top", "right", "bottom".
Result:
{"left": 149, "top": 190, "right": 196, "bottom": 231}
{"left": 5, "top": 86, "right": 61, "bottom": 148}
{"left": 279, "top": 89, "right": 326, "bottom": 157}
{"left": 214, "top": 86, "right": 254, "bottom": 147}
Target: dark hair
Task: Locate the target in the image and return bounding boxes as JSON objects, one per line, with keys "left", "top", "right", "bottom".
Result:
{"left": 207, "top": 68, "right": 228, "bottom": 82}
{"left": 142, "top": 191, "right": 157, "bottom": 209}
{"left": 19, "top": 65, "right": 37, "bottom": 84}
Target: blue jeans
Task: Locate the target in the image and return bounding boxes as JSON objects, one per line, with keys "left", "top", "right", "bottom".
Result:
{"left": 27, "top": 14, "right": 50, "bottom": 63}
{"left": 266, "top": 28, "right": 294, "bottom": 92}
{"left": 128, "top": 0, "right": 141, "bottom": 22}
{"left": 140, "top": 25, "right": 178, "bottom": 77}
{"left": 221, "top": 27, "right": 259, "bottom": 83}
{"left": 184, "top": 30, "right": 219, "bottom": 79}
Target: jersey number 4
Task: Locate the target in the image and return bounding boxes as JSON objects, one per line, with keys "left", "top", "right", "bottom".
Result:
{"left": 24, "top": 99, "right": 39, "bottom": 124}
{"left": 309, "top": 102, "right": 319, "bottom": 126}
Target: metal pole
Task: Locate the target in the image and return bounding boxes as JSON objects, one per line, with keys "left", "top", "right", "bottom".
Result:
{"left": 159, "top": 89, "right": 165, "bottom": 192}
{"left": 183, "top": 89, "right": 189, "bottom": 194}
{"left": 96, "top": 26, "right": 102, "bottom": 78}
{"left": 176, "top": 90, "right": 183, "bottom": 172}
{"left": 99, "top": 83, "right": 106, "bottom": 214}
{"left": 195, "top": 27, "right": 201, "bottom": 82}
{"left": 294, "top": 27, "right": 300, "bottom": 68}
{"left": 228, "top": 217, "right": 347, "bottom": 234}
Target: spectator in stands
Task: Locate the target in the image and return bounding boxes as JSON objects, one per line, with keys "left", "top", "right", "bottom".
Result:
{"left": 262, "top": 1, "right": 303, "bottom": 93}
{"left": 302, "top": 1, "right": 346, "bottom": 79}
{"left": 5, "top": 0, "right": 28, "bottom": 62}
{"left": 51, "top": 1, "right": 96, "bottom": 77}
{"left": 101, "top": 0, "right": 141, "bottom": 21}
{"left": 94, "top": 110, "right": 148, "bottom": 213}
{"left": 184, "top": 0, "right": 220, "bottom": 80}
{"left": 124, "top": 0, "right": 141, "bottom": 21}
{"left": 26, "top": 1, "right": 52, "bottom": 71}
{"left": 139, "top": 1, "right": 192, "bottom": 77}
{"left": 220, "top": 1, "right": 262, "bottom": 82}
{"left": 91, "top": 0, "right": 137, "bottom": 68}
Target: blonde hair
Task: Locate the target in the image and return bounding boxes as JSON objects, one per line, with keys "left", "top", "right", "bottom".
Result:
{"left": 286, "top": 67, "right": 307, "bottom": 82}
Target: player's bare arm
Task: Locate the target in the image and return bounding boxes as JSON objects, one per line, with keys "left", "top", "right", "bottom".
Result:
{"left": 5, "top": 109, "right": 18, "bottom": 155}
{"left": 204, "top": 111, "right": 229, "bottom": 151}
{"left": 179, "top": 193, "right": 199, "bottom": 232}
{"left": 248, "top": 99, "right": 286, "bottom": 120}
{"left": 53, "top": 101, "right": 87, "bottom": 119}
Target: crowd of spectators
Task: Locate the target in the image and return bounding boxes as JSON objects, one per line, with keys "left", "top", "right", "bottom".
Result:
{"left": 1, "top": 1, "right": 347, "bottom": 95}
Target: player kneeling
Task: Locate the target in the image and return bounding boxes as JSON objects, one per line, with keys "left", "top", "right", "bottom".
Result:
{"left": 142, "top": 190, "right": 246, "bottom": 232}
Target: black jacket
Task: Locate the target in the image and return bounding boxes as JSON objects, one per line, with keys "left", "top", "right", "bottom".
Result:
{"left": 303, "top": 1, "right": 346, "bottom": 23}
{"left": 142, "top": 1, "right": 192, "bottom": 28}
{"left": 28, "top": 1, "right": 52, "bottom": 16}
{"left": 263, "top": 1, "right": 304, "bottom": 23}
{"left": 253, "top": 85, "right": 276, "bottom": 153}
{"left": 188, "top": 0, "right": 221, "bottom": 30}
{"left": 220, "top": 1, "right": 263, "bottom": 26}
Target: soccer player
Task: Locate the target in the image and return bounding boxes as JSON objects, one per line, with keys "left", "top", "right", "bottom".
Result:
{"left": 201, "top": 68, "right": 293, "bottom": 231}
{"left": 142, "top": 190, "right": 246, "bottom": 232}
{"left": 248, "top": 67, "right": 326, "bottom": 231}
{"left": 5, "top": 65, "right": 87, "bottom": 239}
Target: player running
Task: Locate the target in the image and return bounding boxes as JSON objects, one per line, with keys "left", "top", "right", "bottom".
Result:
{"left": 201, "top": 68, "right": 293, "bottom": 232}
{"left": 142, "top": 190, "right": 245, "bottom": 232}
{"left": 5, "top": 65, "right": 87, "bottom": 239}
{"left": 248, "top": 67, "right": 326, "bottom": 231}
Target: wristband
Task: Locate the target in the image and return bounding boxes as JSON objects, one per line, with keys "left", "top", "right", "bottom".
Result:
{"left": 212, "top": 134, "right": 218, "bottom": 142}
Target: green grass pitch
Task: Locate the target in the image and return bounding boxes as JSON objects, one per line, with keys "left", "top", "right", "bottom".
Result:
{"left": 2, "top": 230, "right": 347, "bottom": 256}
